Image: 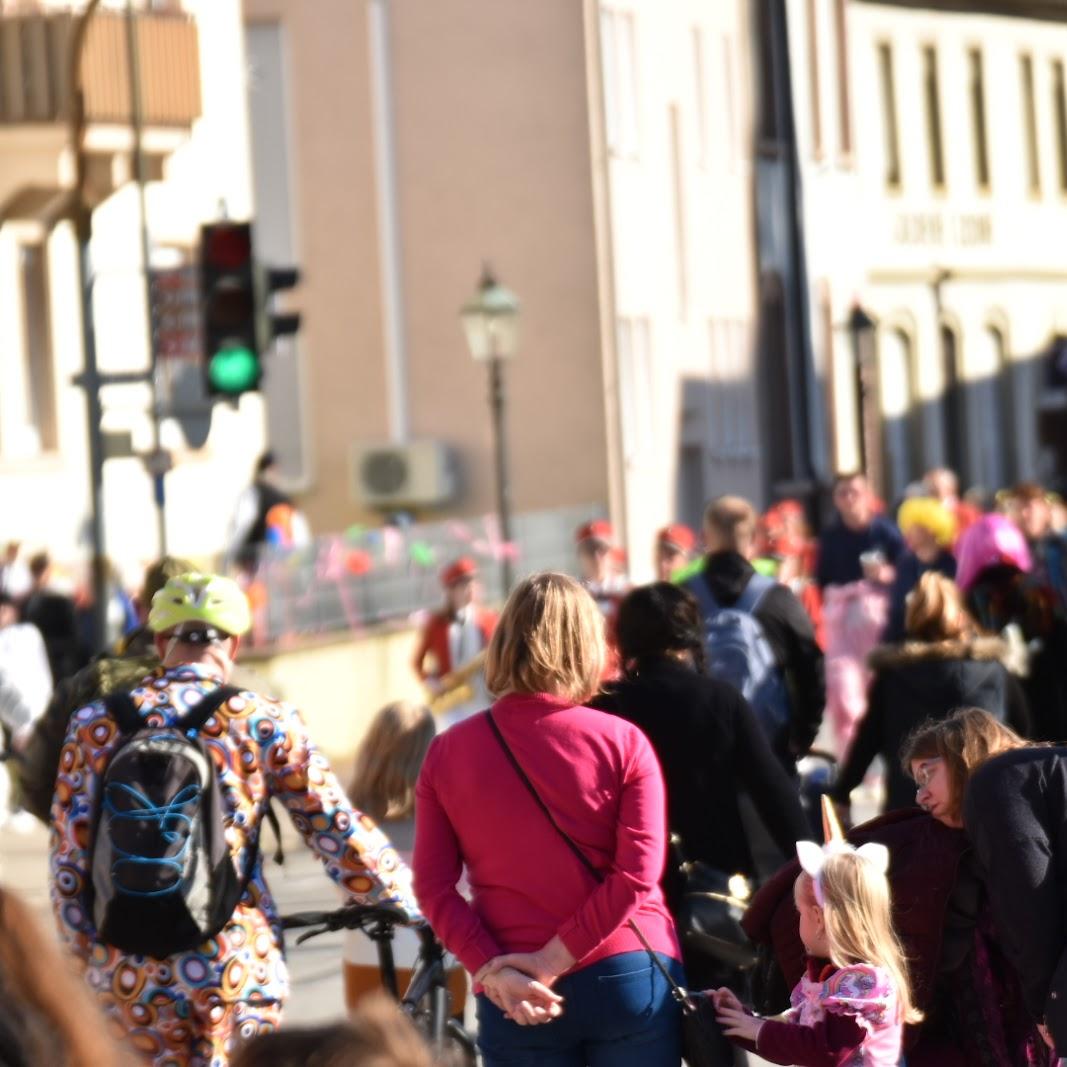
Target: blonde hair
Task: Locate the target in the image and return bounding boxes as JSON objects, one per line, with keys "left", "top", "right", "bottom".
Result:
{"left": 349, "top": 702, "right": 435, "bottom": 822}
{"left": 703, "top": 495, "right": 757, "bottom": 553}
{"left": 801, "top": 852, "right": 923, "bottom": 1025}
{"left": 904, "top": 572, "right": 971, "bottom": 642}
{"left": 484, "top": 572, "right": 605, "bottom": 703}
{"left": 900, "top": 707, "right": 1029, "bottom": 825}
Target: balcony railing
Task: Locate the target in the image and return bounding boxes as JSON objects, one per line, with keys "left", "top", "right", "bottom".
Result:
{"left": 0, "top": 7, "right": 201, "bottom": 126}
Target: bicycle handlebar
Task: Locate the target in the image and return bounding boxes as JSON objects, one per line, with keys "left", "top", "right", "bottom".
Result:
{"left": 281, "top": 901, "right": 414, "bottom": 937}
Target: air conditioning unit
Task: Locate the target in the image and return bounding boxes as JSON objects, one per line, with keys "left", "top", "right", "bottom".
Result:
{"left": 351, "top": 440, "right": 458, "bottom": 508}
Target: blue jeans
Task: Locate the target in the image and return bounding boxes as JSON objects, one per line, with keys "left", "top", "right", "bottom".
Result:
{"left": 476, "top": 951, "right": 684, "bottom": 1066}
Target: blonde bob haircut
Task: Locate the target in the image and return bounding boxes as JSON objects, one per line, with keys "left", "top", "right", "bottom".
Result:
{"left": 485, "top": 572, "right": 606, "bottom": 703}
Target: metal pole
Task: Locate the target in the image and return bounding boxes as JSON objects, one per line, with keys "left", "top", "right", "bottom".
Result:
{"left": 488, "top": 356, "right": 514, "bottom": 594}
{"left": 69, "top": 0, "right": 109, "bottom": 654}
{"left": 125, "top": 0, "right": 167, "bottom": 552}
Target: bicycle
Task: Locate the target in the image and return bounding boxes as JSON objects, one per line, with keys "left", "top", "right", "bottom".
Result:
{"left": 282, "top": 901, "right": 478, "bottom": 1064}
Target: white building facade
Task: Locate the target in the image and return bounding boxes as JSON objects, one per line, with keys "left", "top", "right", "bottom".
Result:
{"left": 596, "top": 0, "right": 764, "bottom": 570}
{"left": 0, "top": 0, "right": 262, "bottom": 582}
{"left": 789, "top": 0, "right": 1067, "bottom": 502}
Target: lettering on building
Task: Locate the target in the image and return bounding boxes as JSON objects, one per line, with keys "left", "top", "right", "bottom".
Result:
{"left": 892, "top": 212, "right": 993, "bottom": 247}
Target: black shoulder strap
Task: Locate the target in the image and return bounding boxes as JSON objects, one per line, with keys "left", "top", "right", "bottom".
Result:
{"left": 485, "top": 709, "right": 692, "bottom": 1002}
{"left": 181, "top": 685, "right": 241, "bottom": 735}
{"left": 486, "top": 709, "right": 603, "bottom": 884}
{"left": 104, "top": 691, "right": 143, "bottom": 734}
{"left": 105, "top": 684, "right": 240, "bottom": 737}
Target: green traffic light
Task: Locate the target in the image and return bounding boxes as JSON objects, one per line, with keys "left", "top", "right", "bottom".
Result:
{"left": 208, "top": 345, "right": 260, "bottom": 394}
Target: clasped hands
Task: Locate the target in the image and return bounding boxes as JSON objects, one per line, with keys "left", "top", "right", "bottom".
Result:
{"left": 474, "top": 937, "right": 575, "bottom": 1027}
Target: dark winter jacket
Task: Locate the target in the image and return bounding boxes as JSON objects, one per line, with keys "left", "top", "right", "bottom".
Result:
{"left": 692, "top": 551, "right": 825, "bottom": 759}
{"left": 833, "top": 636, "right": 1031, "bottom": 814}
{"left": 816, "top": 514, "right": 905, "bottom": 589}
{"left": 967, "top": 563, "right": 1067, "bottom": 742}
{"left": 742, "top": 808, "right": 970, "bottom": 1056}
{"left": 885, "top": 549, "right": 957, "bottom": 642}
{"left": 593, "top": 657, "right": 809, "bottom": 879}
{"left": 964, "top": 747, "right": 1067, "bottom": 1049}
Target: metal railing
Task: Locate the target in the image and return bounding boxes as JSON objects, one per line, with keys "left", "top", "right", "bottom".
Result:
{"left": 247, "top": 504, "right": 605, "bottom": 647}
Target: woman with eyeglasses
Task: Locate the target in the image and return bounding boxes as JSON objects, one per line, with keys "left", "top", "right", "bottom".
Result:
{"left": 745, "top": 708, "right": 1052, "bottom": 1066}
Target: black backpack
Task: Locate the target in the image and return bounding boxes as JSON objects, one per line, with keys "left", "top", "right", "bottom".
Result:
{"left": 89, "top": 685, "right": 247, "bottom": 958}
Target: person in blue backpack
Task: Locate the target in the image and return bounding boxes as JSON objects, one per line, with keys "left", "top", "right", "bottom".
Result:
{"left": 50, "top": 572, "right": 420, "bottom": 1067}
{"left": 684, "top": 496, "right": 825, "bottom": 769}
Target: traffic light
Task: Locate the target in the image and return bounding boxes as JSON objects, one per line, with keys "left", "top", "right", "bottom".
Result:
{"left": 199, "top": 221, "right": 260, "bottom": 397}
{"left": 263, "top": 267, "right": 302, "bottom": 343}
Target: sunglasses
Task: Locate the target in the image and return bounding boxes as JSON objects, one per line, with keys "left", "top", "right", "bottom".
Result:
{"left": 171, "top": 627, "right": 226, "bottom": 646}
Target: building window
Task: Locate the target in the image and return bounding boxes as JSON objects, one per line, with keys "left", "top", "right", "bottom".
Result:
{"left": 692, "top": 27, "right": 709, "bottom": 167}
{"left": 617, "top": 317, "right": 654, "bottom": 462}
{"left": 880, "top": 329, "right": 919, "bottom": 502}
{"left": 878, "top": 42, "right": 901, "bottom": 189}
{"left": 1054, "top": 59, "right": 1067, "bottom": 193}
{"left": 18, "top": 242, "right": 57, "bottom": 455}
{"left": 722, "top": 31, "right": 741, "bottom": 167}
{"left": 923, "top": 45, "right": 946, "bottom": 190}
{"left": 669, "top": 104, "right": 687, "bottom": 319}
{"left": 982, "top": 325, "right": 1013, "bottom": 488}
{"left": 600, "top": 7, "right": 640, "bottom": 158}
{"left": 1022, "top": 55, "right": 1041, "bottom": 195}
{"left": 940, "top": 324, "right": 967, "bottom": 483}
{"left": 833, "top": 0, "right": 852, "bottom": 157}
{"left": 969, "top": 48, "right": 990, "bottom": 192}
{"left": 807, "top": 0, "right": 823, "bottom": 158}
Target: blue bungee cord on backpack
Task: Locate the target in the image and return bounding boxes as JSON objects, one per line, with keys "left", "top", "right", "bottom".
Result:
{"left": 104, "top": 781, "right": 202, "bottom": 897}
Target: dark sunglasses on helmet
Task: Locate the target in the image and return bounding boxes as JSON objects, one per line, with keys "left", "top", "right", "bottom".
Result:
{"left": 172, "top": 626, "right": 226, "bottom": 646}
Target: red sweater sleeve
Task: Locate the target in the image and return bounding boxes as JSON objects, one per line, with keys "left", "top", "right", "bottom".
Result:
{"left": 554, "top": 733, "right": 668, "bottom": 963}
{"left": 755, "top": 1014, "right": 867, "bottom": 1066}
{"left": 413, "top": 741, "right": 502, "bottom": 975}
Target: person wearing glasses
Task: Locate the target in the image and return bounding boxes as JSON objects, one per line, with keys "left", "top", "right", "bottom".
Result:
{"left": 50, "top": 572, "right": 419, "bottom": 1066}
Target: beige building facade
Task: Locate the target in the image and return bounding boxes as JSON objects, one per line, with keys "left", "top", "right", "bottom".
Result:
{"left": 0, "top": 0, "right": 263, "bottom": 577}
{"left": 789, "top": 0, "right": 1067, "bottom": 501}
{"left": 242, "top": 0, "right": 764, "bottom": 580}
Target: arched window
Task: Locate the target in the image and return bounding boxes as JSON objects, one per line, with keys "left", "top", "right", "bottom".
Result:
{"left": 940, "top": 323, "right": 967, "bottom": 484}
{"left": 991, "top": 326, "right": 1018, "bottom": 487}
{"left": 880, "top": 328, "right": 918, "bottom": 500}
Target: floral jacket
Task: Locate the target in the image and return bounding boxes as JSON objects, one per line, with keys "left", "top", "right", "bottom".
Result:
{"left": 49, "top": 663, "right": 419, "bottom": 1012}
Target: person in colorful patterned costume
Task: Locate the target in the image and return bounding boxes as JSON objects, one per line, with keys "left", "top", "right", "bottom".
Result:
{"left": 714, "top": 807, "right": 921, "bottom": 1065}
{"left": 49, "top": 572, "right": 420, "bottom": 1067}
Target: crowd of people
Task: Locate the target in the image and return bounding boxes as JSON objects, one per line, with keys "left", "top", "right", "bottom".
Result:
{"left": 4, "top": 465, "right": 1067, "bottom": 1065}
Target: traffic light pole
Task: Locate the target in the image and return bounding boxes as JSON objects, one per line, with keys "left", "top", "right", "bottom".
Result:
{"left": 70, "top": 0, "right": 110, "bottom": 655}
{"left": 125, "top": 0, "right": 167, "bottom": 552}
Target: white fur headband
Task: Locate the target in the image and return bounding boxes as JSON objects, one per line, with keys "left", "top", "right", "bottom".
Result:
{"left": 796, "top": 839, "right": 890, "bottom": 907}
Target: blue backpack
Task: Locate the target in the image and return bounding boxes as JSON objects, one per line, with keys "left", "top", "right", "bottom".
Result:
{"left": 685, "top": 573, "right": 790, "bottom": 739}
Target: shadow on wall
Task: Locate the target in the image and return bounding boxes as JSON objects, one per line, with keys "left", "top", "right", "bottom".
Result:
{"left": 676, "top": 377, "right": 765, "bottom": 531}
{"left": 875, "top": 347, "right": 1056, "bottom": 507}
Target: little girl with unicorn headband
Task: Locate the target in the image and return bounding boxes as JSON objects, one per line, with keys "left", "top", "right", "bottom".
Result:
{"left": 713, "top": 798, "right": 921, "bottom": 1065}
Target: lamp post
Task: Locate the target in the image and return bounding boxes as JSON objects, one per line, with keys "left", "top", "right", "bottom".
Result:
{"left": 847, "top": 303, "right": 882, "bottom": 496}
{"left": 460, "top": 267, "right": 520, "bottom": 596}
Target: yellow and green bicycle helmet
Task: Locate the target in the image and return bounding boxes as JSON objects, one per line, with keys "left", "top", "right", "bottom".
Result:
{"left": 148, "top": 572, "right": 251, "bottom": 637}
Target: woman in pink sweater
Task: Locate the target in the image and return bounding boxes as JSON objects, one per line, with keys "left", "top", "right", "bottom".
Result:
{"left": 414, "top": 572, "right": 683, "bottom": 1065}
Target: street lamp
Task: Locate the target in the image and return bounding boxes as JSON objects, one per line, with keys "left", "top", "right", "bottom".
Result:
{"left": 460, "top": 266, "right": 520, "bottom": 596}
{"left": 847, "top": 303, "right": 882, "bottom": 495}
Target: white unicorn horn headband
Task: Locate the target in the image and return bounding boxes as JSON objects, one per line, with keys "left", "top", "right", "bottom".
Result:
{"left": 796, "top": 797, "right": 889, "bottom": 907}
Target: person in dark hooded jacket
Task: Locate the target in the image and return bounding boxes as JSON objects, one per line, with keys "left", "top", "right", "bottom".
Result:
{"left": 685, "top": 495, "right": 825, "bottom": 765}
{"left": 832, "top": 572, "right": 1030, "bottom": 815}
